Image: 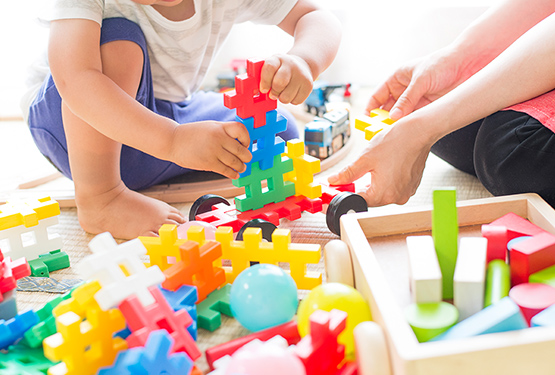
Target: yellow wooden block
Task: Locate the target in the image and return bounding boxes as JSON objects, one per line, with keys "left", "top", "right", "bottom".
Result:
{"left": 355, "top": 108, "right": 396, "bottom": 141}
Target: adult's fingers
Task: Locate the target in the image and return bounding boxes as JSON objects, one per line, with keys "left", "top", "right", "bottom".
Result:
{"left": 389, "top": 80, "right": 427, "bottom": 120}
{"left": 327, "top": 157, "right": 371, "bottom": 186}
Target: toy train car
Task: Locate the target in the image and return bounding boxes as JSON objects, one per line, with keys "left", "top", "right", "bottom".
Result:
{"left": 304, "top": 109, "right": 351, "bottom": 160}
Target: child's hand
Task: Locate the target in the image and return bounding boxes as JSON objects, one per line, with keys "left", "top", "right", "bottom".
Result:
{"left": 259, "top": 54, "right": 314, "bottom": 105}
{"left": 170, "top": 121, "right": 251, "bottom": 179}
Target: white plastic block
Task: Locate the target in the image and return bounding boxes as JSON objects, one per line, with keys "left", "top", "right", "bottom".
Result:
{"left": 0, "top": 216, "right": 62, "bottom": 261}
{"left": 407, "top": 235, "right": 442, "bottom": 303}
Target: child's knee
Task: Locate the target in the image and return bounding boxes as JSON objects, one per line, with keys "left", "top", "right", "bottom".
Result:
{"left": 100, "top": 40, "right": 144, "bottom": 93}
{"left": 277, "top": 107, "right": 300, "bottom": 141}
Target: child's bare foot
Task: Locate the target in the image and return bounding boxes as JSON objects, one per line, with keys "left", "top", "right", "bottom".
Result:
{"left": 76, "top": 182, "right": 185, "bottom": 239}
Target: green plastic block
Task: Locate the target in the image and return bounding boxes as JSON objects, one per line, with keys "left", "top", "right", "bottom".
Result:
{"left": 39, "top": 250, "right": 70, "bottom": 272}
{"left": 20, "top": 295, "right": 66, "bottom": 348}
{"left": 530, "top": 264, "right": 555, "bottom": 287}
{"left": 28, "top": 259, "right": 49, "bottom": 277}
{"left": 0, "top": 345, "right": 57, "bottom": 375}
{"left": 405, "top": 302, "right": 459, "bottom": 343}
{"left": 233, "top": 155, "right": 295, "bottom": 212}
{"left": 432, "top": 189, "right": 458, "bottom": 299}
{"left": 197, "top": 284, "right": 233, "bottom": 332}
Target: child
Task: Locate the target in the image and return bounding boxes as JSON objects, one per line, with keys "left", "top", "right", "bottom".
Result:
{"left": 328, "top": 0, "right": 555, "bottom": 208}
{"left": 22, "top": 0, "right": 342, "bottom": 239}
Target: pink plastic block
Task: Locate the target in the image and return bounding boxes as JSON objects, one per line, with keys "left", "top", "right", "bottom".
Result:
{"left": 119, "top": 286, "right": 201, "bottom": 361}
{"left": 510, "top": 232, "right": 555, "bottom": 285}
{"left": 481, "top": 225, "right": 508, "bottom": 263}
{"left": 0, "top": 251, "right": 31, "bottom": 302}
{"left": 293, "top": 309, "right": 347, "bottom": 375}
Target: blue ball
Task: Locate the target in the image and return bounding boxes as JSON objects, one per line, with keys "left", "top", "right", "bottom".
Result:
{"left": 230, "top": 264, "right": 298, "bottom": 332}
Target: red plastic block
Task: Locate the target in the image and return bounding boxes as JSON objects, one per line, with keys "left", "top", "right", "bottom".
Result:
{"left": 321, "top": 184, "right": 356, "bottom": 205}
{"left": 195, "top": 203, "right": 246, "bottom": 232}
{"left": 223, "top": 58, "right": 277, "bottom": 127}
{"left": 237, "top": 195, "right": 323, "bottom": 226}
{"left": 162, "top": 240, "right": 225, "bottom": 303}
{"left": 293, "top": 309, "right": 347, "bottom": 375}
{"left": 510, "top": 232, "right": 555, "bottom": 285}
{"left": 205, "top": 320, "right": 301, "bottom": 370}
{"left": 490, "top": 213, "right": 547, "bottom": 241}
{"left": 0, "top": 250, "right": 31, "bottom": 302}
{"left": 481, "top": 225, "right": 508, "bottom": 263}
{"left": 337, "top": 362, "right": 358, "bottom": 375}
{"left": 119, "top": 286, "right": 201, "bottom": 361}
{"left": 509, "top": 283, "right": 555, "bottom": 325}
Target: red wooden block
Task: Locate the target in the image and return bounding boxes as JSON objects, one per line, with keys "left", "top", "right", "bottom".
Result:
{"left": 490, "top": 212, "right": 546, "bottom": 241}
{"left": 162, "top": 240, "right": 225, "bottom": 303}
{"left": 119, "top": 286, "right": 201, "bottom": 361}
{"left": 510, "top": 232, "right": 555, "bottom": 285}
{"left": 205, "top": 321, "right": 301, "bottom": 370}
{"left": 509, "top": 283, "right": 555, "bottom": 325}
{"left": 293, "top": 309, "right": 347, "bottom": 375}
{"left": 481, "top": 224, "right": 508, "bottom": 263}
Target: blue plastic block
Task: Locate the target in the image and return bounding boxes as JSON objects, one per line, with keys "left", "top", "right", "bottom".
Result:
{"left": 98, "top": 330, "right": 193, "bottom": 375}
{"left": 159, "top": 285, "right": 198, "bottom": 340}
{"left": 531, "top": 304, "right": 555, "bottom": 327}
{"left": 0, "top": 289, "right": 18, "bottom": 321}
{"left": 238, "top": 110, "right": 287, "bottom": 178}
{"left": 0, "top": 310, "right": 39, "bottom": 349}
{"left": 431, "top": 297, "right": 527, "bottom": 341}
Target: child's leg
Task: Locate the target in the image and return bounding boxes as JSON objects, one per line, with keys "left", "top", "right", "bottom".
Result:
{"left": 29, "top": 18, "right": 184, "bottom": 239}
{"left": 473, "top": 110, "right": 555, "bottom": 206}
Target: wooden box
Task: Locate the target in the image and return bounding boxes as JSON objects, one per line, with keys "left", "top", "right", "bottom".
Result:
{"left": 340, "top": 193, "right": 555, "bottom": 375}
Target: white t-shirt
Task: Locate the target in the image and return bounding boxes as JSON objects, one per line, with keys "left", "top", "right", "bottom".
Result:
{"left": 21, "top": 0, "right": 297, "bottom": 120}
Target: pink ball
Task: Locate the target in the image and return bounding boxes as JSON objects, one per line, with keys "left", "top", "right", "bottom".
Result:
{"left": 176, "top": 221, "right": 217, "bottom": 240}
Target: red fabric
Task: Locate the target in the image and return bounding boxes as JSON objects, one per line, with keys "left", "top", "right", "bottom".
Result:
{"left": 506, "top": 89, "right": 555, "bottom": 133}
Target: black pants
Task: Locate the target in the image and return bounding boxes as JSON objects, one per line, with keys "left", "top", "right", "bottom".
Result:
{"left": 431, "top": 110, "right": 555, "bottom": 207}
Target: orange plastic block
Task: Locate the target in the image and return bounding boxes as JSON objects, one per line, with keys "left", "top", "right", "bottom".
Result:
{"left": 43, "top": 283, "right": 128, "bottom": 375}
{"left": 215, "top": 227, "right": 321, "bottom": 289}
{"left": 283, "top": 139, "right": 322, "bottom": 199}
{"left": 293, "top": 309, "right": 347, "bottom": 375}
{"left": 119, "top": 285, "right": 201, "bottom": 361}
{"left": 139, "top": 224, "right": 186, "bottom": 271}
{"left": 162, "top": 240, "right": 225, "bottom": 303}
{"left": 354, "top": 108, "right": 396, "bottom": 141}
{"left": 0, "top": 196, "right": 60, "bottom": 230}
{"left": 510, "top": 232, "right": 555, "bottom": 285}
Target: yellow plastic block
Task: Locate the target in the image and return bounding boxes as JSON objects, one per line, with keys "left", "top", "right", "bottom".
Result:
{"left": 0, "top": 196, "right": 60, "bottom": 230}
{"left": 53, "top": 281, "right": 102, "bottom": 318}
{"left": 283, "top": 139, "right": 322, "bottom": 199}
{"left": 215, "top": 226, "right": 321, "bottom": 289}
{"left": 139, "top": 224, "right": 186, "bottom": 271}
{"left": 355, "top": 108, "right": 396, "bottom": 141}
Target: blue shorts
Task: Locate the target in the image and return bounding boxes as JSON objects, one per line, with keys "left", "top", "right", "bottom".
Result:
{"left": 28, "top": 18, "right": 299, "bottom": 191}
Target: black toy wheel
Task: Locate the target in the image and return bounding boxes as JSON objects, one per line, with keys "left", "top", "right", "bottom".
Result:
{"left": 188, "top": 194, "right": 230, "bottom": 221}
{"left": 236, "top": 219, "right": 277, "bottom": 242}
{"left": 326, "top": 192, "right": 368, "bottom": 236}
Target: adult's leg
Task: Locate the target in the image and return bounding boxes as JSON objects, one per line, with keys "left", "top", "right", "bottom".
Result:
{"left": 474, "top": 110, "right": 555, "bottom": 206}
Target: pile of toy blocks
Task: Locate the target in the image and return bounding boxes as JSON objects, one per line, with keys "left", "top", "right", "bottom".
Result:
{"left": 0, "top": 196, "right": 70, "bottom": 277}
{"left": 405, "top": 188, "right": 555, "bottom": 342}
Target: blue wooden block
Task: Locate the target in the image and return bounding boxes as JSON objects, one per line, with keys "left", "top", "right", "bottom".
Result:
{"left": 531, "top": 303, "right": 555, "bottom": 327}
{"left": 98, "top": 330, "right": 193, "bottom": 375}
{"left": 431, "top": 297, "right": 527, "bottom": 341}
{"left": 158, "top": 285, "right": 198, "bottom": 340}
{"left": 0, "top": 289, "right": 18, "bottom": 321}
{"left": 0, "top": 310, "right": 39, "bottom": 349}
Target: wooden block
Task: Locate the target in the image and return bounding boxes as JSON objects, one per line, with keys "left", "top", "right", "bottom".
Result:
{"left": 510, "top": 232, "right": 555, "bottom": 285}
{"left": 405, "top": 302, "right": 459, "bottom": 343}
{"left": 481, "top": 224, "right": 508, "bottom": 263}
{"left": 484, "top": 260, "right": 511, "bottom": 307}
{"left": 406, "top": 236, "right": 442, "bottom": 303}
{"left": 509, "top": 283, "right": 555, "bottom": 325}
{"left": 432, "top": 189, "right": 458, "bottom": 299}
{"left": 530, "top": 263, "right": 555, "bottom": 287}
{"left": 490, "top": 212, "right": 546, "bottom": 240}
{"left": 531, "top": 304, "right": 555, "bottom": 327}
{"left": 454, "top": 237, "right": 487, "bottom": 321}
{"left": 431, "top": 297, "right": 527, "bottom": 341}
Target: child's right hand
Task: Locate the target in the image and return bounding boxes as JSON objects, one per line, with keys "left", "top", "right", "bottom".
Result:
{"left": 170, "top": 121, "right": 251, "bottom": 179}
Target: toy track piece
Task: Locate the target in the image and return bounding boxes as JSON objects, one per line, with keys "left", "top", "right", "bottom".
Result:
{"left": 326, "top": 192, "right": 368, "bottom": 236}
{"left": 189, "top": 194, "right": 230, "bottom": 221}
{"left": 324, "top": 239, "right": 354, "bottom": 286}
{"left": 354, "top": 321, "right": 392, "bottom": 375}
{"left": 236, "top": 219, "right": 277, "bottom": 242}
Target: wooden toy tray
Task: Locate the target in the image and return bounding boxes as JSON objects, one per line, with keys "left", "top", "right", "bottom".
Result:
{"left": 340, "top": 193, "right": 555, "bottom": 375}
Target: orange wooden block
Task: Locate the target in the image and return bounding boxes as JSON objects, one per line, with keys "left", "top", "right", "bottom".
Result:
{"left": 162, "top": 240, "right": 225, "bottom": 303}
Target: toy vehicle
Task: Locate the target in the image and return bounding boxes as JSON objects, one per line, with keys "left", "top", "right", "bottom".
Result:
{"left": 304, "top": 109, "right": 351, "bottom": 159}
{"left": 305, "top": 82, "right": 348, "bottom": 116}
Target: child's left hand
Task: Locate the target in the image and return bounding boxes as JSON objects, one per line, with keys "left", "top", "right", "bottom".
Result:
{"left": 259, "top": 54, "right": 314, "bottom": 105}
